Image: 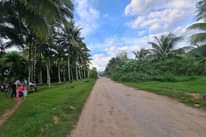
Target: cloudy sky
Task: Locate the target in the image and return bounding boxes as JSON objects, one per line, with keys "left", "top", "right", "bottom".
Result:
{"left": 73, "top": 0, "right": 197, "bottom": 71}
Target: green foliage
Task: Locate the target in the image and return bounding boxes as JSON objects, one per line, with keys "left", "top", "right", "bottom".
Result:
{"left": 0, "top": 0, "right": 90, "bottom": 84}
{"left": 89, "top": 67, "right": 98, "bottom": 79}
{"left": 0, "top": 52, "right": 27, "bottom": 81}
{"left": 133, "top": 48, "right": 150, "bottom": 61}
{"left": 0, "top": 79, "right": 95, "bottom": 137}
{"left": 111, "top": 71, "right": 176, "bottom": 82}
{"left": 196, "top": 0, "right": 206, "bottom": 20}
{"left": 190, "top": 45, "right": 206, "bottom": 58}
{"left": 188, "top": 0, "right": 206, "bottom": 46}
{"left": 124, "top": 76, "right": 206, "bottom": 110}
{"left": 148, "top": 33, "right": 182, "bottom": 60}
{"left": 105, "top": 30, "right": 206, "bottom": 83}
{"left": 0, "top": 93, "right": 15, "bottom": 116}
{"left": 106, "top": 53, "right": 206, "bottom": 83}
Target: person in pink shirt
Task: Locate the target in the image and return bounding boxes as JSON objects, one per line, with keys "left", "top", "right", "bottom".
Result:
{"left": 16, "top": 81, "right": 26, "bottom": 98}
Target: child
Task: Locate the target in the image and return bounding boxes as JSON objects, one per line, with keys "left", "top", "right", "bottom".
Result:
{"left": 16, "top": 83, "right": 21, "bottom": 98}
{"left": 16, "top": 82, "right": 24, "bottom": 98}
{"left": 23, "top": 84, "right": 28, "bottom": 97}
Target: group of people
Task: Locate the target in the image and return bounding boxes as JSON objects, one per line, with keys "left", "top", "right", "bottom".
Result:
{"left": 13, "top": 80, "right": 28, "bottom": 98}
{"left": 0, "top": 80, "right": 28, "bottom": 98}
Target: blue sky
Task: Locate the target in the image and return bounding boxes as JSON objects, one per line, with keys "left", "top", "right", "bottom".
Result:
{"left": 73, "top": 0, "right": 197, "bottom": 71}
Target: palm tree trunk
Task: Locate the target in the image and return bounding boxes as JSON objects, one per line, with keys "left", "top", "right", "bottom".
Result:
{"left": 28, "top": 43, "right": 32, "bottom": 88}
{"left": 33, "top": 46, "right": 37, "bottom": 83}
{"left": 75, "top": 64, "right": 79, "bottom": 80}
{"left": 82, "top": 68, "right": 84, "bottom": 79}
{"left": 79, "top": 67, "right": 82, "bottom": 80}
{"left": 63, "top": 67, "right": 66, "bottom": 82}
{"left": 46, "top": 60, "right": 51, "bottom": 87}
{"left": 67, "top": 57, "right": 71, "bottom": 81}
{"left": 70, "top": 67, "right": 73, "bottom": 82}
{"left": 58, "top": 64, "right": 61, "bottom": 83}
{"left": 39, "top": 67, "right": 43, "bottom": 84}
{"left": 83, "top": 68, "right": 86, "bottom": 79}
{"left": 38, "top": 53, "right": 43, "bottom": 84}
{"left": 87, "top": 68, "right": 89, "bottom": 78}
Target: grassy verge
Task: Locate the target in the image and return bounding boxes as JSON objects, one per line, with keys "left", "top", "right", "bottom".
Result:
{"left": 0, "top": 94, "right": 15, "bottom": 116}
{"left": 0, "top": 79, "right": 95, "bottom": 137}
{"left": 123, "top": 77, "right": 206, "bottom": 109}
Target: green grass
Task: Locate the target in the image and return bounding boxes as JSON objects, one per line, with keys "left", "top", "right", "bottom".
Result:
{"left": 123, "top": 76, "right": 206, "bottom": 109}
{"left": 0, "top": 93, "right": 15, "bottom": 116}
{"left": 0, "top": 79, "right": 95, "bottom": 137}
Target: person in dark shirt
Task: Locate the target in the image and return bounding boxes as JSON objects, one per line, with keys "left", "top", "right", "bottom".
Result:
{"left": 11, "top": 82, "right": 16, "bottom": 97}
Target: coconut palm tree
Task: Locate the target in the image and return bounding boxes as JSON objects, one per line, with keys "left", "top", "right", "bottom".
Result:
{"left": 148, "top": 33, "right": 181, "bottom": 60}
{"left": 196, "top": 0, "right": 206, "bottom": 21}
{"left": 0, "top": 0, "right": 91, "bottom": 86}
{"left": 189, "top": 22, "right": 206, "bottom": 45}
{"left": 0, "top": 0, "right": 62, "bottom": 84}
{"left": 188, "top": 0, "right": 206, "bottom": 45}
{"left": 50, "top": 19, "right": 91, "bottom": 82}
{"left": 52, "top": 22, "right": 73, "bottom": 81}
{"left": 133, "top": 49, "right": 150, "bottom": 61}
{"left": 0, "top": 52, "right": 27, "bottom": 80}
{"left": 187, "top": 0, "right": 206, "bottom": 63}
{"left": 0, "top": 0, "right": 62, "bottom": 41}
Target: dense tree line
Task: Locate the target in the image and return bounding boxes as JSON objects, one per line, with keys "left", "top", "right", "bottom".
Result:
{"left": 105, "top": 0, "right": 206, "bottom": 82}
{"left": 0, "top": 0, "right": 92, "bottom": 87}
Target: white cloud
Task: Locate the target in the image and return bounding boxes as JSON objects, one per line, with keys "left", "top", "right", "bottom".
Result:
{"left": 91, "top": 28, "right": 193, "bottom": 71}
{"left": 125, "top": 0, "right": 196, "bottom": 33}
{"left": 90, "top": 33, "right": 167, "bottom": 71}
{"left": 73, "top": 0, "right": 100, "bottom": 36}
{"left": 91, "top": 54, "right": 112, "bottom": 72}
{"left": 74, "top": 0, "right": 197, "bottom": 72}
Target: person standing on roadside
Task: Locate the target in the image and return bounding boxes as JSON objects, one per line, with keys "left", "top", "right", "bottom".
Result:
{"left": 11, "top": 81, "right": 16, "bottom": 97}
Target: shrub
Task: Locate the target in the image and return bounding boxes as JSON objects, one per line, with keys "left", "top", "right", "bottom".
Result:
{"left": 89, "top": 67, "right": 98, "bottom": 79}
{"left": 151, "top": 72, "right": 176, "bottom": 82}
{"left": 106, "top": 55, "right": 206, "bottom": 83}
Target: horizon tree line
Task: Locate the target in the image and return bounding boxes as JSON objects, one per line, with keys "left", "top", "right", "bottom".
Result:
{"left": 105, "top": 0, "right": 206, "bottom": 79}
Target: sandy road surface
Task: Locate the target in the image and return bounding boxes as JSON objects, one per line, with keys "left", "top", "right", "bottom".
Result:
{"left": 71, "top": 78, "right": 206, "bottom": 137}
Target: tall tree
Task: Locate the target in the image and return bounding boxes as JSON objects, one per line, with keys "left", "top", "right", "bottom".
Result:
{"left": 148, "top": 33, "right": 181, "bottom": 60}
{"left": 0, "top": 0, "right": 91, "bottom": 86}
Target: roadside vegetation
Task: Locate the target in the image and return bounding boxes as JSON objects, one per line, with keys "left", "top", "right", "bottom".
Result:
{"left": 0, "top": 0, "right": 98, "bottom": 135}
{"left": 124, "top": 77, "right": 206, "bottom": 109}
{"left": 0, "top": 79, "right": 95, "bottom": 137}
{"left": 105, "top": 0, "right": 206, "bottom": 109}
{"left": 0, "top": 0, "right": 91, "bottom": 87}
{"left": 0, "top": 94, "right": 15, "bottom": 116}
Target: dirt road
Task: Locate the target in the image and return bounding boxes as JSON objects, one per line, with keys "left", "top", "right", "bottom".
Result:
{"left": 71, "top": 78, "right": 206, "bottom": 137}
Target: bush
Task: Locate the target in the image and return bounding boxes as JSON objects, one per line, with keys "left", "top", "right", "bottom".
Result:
{"left": 120, "top": 72, "right": 151, "bottom": 82}
{"left": 89, "top": 67, "right": 98, "bottom": 79}
{"left": 106, "top": 55, "right": 206, "bottom": 83}
{"left": 111, "top": 71, "right": 177, "bottom": 82}
{"left": 152, "top": 72, "right": 176, "bottom": 82}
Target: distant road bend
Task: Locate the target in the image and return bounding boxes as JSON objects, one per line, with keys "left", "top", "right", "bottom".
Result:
{"left": 71, "top": 78, "right": 206, "bottom": 137}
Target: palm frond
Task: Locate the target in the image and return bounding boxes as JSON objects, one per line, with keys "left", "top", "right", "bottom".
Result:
{"left": 188, "top": 23, "right": 206, "bottom": 30}
{"left": 22, "top": 11, "right": 49, "bottom": 41}
{"left": 191, "top": 32, "right": 206, "bottom": 44}
{"left": 19, "top": 0, "right": 59, "bottom": 24}
{"left": 148, "top": 42, "right": 162, "bottom": 53}
{"left": 196, "top": 0, "right": 206, "bottom": 20}
{"left": 190, "top": 45, "right": 206, "bottom": 57}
